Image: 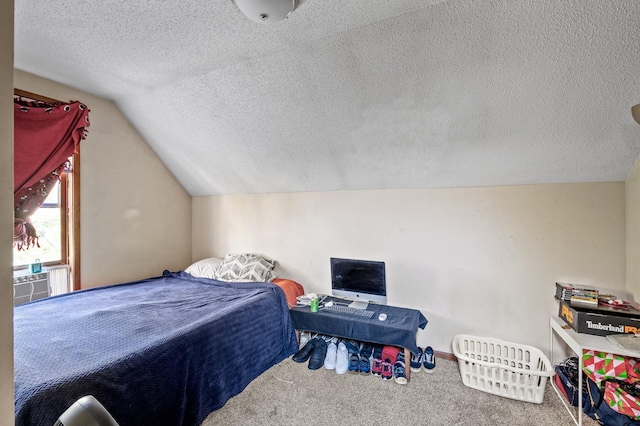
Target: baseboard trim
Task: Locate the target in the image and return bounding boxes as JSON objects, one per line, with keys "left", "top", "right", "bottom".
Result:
{"left": 435, "top": 350, "right": 457, "bottom": 362}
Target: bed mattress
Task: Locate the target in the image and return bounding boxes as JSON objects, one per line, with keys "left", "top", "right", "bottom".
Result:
{"left": 14, "top": 271, "right": 298, "bottom": 426}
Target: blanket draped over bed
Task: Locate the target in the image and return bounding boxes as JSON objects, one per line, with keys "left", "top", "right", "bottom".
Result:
{"left": 14, "top": 271, "right": 298, "bottom": 426}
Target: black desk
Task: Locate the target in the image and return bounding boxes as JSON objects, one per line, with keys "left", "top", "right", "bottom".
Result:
{"left": 289, "top": 296, "right": 427, "bottom": 354}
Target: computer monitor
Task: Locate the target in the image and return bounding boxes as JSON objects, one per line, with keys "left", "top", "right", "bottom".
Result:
{"left": 330, "top": 257, "right": 387, "bottom": 309}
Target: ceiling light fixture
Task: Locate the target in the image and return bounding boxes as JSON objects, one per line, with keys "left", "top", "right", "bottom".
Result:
{"left": 231, "top": 0, "right": 297, "bottom": 24}
{"left": 633, "top": 104, "right": 640, "bottom": 125}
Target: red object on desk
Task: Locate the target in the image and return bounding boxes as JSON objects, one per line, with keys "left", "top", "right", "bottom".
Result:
{"left": 272, "top": 278, "right": 305, "bottom": 308}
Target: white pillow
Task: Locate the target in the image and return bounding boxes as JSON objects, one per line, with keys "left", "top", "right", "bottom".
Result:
{"left": 184, "top": 257, "right": 224, "bottom": 279}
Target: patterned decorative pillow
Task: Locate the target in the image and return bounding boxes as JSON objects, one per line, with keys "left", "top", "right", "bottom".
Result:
{"left": 214, "top": 253, "right": 277, "bottom": 283}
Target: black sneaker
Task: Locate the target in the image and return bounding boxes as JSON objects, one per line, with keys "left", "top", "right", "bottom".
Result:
{"left": 423, "top": 346, "right": 436, "bottom": 373}
{"left": 344, "top": 340, "right": 360, "bottom": 374}
{"left": 308, "top": 338, "right": 328, "bottom": 370}
{"left": 292, "top": 337, "right": 318, "bottom": 363}
{"left": 410, "top": 347, "right": 423, "bottom": 372}
{"left": 393, "top": 351, "right": 407, "bottom": 385}
{"left": 359, "top": 343, "right": 373, "bottom": 375}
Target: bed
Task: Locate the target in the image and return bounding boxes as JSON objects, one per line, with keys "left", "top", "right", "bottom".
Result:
{"left": 14, "top": 269, "right": 300, "bottom": 426}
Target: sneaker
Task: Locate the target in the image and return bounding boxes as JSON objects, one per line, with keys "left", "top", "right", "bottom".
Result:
{"left": 299, "top": 331, "right": 312, "bottom": 348}
{"left": 344, "top": 340, "right": 361, "bottom": 374}
{"left": 423, "top": 346, "right": 436, "bottom": 373}
{"left": 335, "top": 341, "right": 349, "bottom": 375}
{"left": 307, "top": 338, "right": 327, "bottom": 370}
{"left": 292, "top": 337, "right": 318, "bottom": 363}
{"left": 343, "top": 340, "right": 360, "bottom": 355}
{"left": 359, "top": 343, "right": 373, "bottom": 375}
{"left": 359, "top": 357, "right": 371, "bottom": 375}
{"left": 348, "top": 353, "right": 360, "bottom": 373}
{"left": 393, "top": 351, "right": 407, "bottom": 385}
{"left": 410, "top": 347, "right": 423, "bottom": 372}
{"left": 324, "top": 341, "right": 337, "bottom": 370}
{"left": 322, "top": 335, "right": 338, "bottom": 346}
{"left": 381, "top": 361, "right": 393, "bottom": 380}
{"left": 371, "top": 345, "right": 384, "bottom": 376}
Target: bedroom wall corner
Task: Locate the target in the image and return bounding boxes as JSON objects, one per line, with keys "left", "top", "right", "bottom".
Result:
{"left": 0, "top": 0, "right": 14, "bottom": 424}
{"left": 13, "top": 70, "right": 193, "bottom": 288}
{"left": 627, "top": 156, "right": 640, "bottom": 302}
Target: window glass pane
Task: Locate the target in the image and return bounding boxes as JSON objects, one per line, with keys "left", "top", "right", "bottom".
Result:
{"left": 13, "top": 207, "right": 62, "bottom": 267}
{"left": 43, "top": 180, "right": 60, "bottom": 206}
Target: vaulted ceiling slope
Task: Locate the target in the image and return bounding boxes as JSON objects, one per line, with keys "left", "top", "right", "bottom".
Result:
{"left": 14, "top": 0, "right": 640, "bottom": 195}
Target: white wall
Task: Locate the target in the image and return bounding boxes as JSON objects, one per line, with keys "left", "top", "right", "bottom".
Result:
{"left": 193, "top": 183, "right": 626, "bottom": 354}
{"left": 0, "top": 0, "right": 13, "bottom": 423}
{"left": 13, "top": 71, "right": 193, "bottom": 288}
{"left": 627, "top": 158, "right": 640, "bottom": 301}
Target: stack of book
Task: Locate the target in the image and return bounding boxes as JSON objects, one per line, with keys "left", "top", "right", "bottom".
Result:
{"left": 555, "top": 282, "right": 599, "bottom": 309}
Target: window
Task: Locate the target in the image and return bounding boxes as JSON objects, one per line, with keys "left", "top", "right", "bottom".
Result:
{"left": 13, "top": 159, "right": 73, "bottom": 269}
{"left": 12, "top": 89, "right": 82, "bottom": 291}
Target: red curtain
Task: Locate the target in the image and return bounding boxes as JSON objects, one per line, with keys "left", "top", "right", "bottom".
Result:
{"left": 13, "top": 97, "right": 90, "bottom": 250}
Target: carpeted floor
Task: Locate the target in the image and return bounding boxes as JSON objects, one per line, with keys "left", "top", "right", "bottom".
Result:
{"left": 202, "top": 357, "right": 600, "bottom": 426}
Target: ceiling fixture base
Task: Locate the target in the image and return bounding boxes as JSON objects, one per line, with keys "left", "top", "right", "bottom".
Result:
{"left": 232, "top": 0, "right": 297, "bottom": 24}
{"left": 633, "top": 104, "right": 640, "bottom": 125}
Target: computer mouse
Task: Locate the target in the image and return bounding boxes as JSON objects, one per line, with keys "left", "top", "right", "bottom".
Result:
{"left": 378, "top": 313, "right": 387, "bottom": 321}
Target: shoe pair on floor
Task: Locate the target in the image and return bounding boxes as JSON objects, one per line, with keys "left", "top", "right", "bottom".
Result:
{"left": 371, "top": 345, "right": 407, "bottom": 384}
{"left": 293, "top": 336, "right": 367, "bottom": 374}
{"left": 324, "top": 339, "right": 372, "bottom": 375}
{"left": 292, "top": 336, "right": 328, "bottom": 370}
{"left": 410, "top": 346, "right": 436, "bottom": 373}
{"left": 293, "top": 336, "right": 428, "bottom": 382}
{"left": 324, "top": 339, "right": 348, "bottom": 374}
{"left": 346, "top": 340, "right": 374, "bottom": 375}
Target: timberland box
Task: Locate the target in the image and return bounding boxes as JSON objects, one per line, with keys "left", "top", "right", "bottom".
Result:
{"left": 557, "top": 298, "right": 640, "bottom": 336}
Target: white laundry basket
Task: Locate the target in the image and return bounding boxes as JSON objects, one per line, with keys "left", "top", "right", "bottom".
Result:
{"left": 452, "top": 334, "right": 554, "bottom": 404}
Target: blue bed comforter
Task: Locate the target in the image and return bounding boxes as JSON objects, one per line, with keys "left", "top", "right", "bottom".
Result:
{"left": 14, "top": 271, "right": 298, "bottom": 426}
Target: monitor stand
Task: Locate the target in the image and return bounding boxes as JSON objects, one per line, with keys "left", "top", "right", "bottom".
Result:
{"left": 348, "top": 299, "right": 369, "bottom": 310}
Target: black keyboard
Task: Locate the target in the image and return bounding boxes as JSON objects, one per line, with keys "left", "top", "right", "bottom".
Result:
{"left": 323, "top": 304, "right": 375, "bottom": 318}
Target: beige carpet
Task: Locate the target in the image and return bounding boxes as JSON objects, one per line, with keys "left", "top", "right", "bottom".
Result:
{"left": 202, "top": 357, "right": 600, "bottom": 426}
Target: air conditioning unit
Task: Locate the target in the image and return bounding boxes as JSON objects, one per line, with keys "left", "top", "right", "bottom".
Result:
{"left": 13, "top": 265, "right": 71, "bottom": 305}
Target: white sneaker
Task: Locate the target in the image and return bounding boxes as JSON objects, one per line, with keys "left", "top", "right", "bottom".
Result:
{"left": 335, "top": 342, "right": 349, "bottom": 375}
{"left": 324, "top": 342, "right": 337, "bottom": 370}
{"left": 299, "top": 331, "right": 311, "bottom": 348}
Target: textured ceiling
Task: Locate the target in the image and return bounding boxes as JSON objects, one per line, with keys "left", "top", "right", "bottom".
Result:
{"left": 14, "top": 0, "right": 640, "bottom": 195}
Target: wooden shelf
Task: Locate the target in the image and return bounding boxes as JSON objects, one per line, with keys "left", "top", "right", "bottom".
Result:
{"left": 549, "top": 316, "right": 640, "bottom": 425}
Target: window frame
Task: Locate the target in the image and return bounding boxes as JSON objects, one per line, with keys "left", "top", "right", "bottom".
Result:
{"left": 12, "top": 89, "right": 81, "bottom": 291}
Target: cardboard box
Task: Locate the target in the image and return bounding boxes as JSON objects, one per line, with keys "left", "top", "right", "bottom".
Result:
{"left": 558, "top": 298, "right": 640, "bottom": 336}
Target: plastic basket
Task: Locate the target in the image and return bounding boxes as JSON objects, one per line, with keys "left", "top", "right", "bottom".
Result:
{"left": 452, "top": 334, "right": 554, "bottom": 404}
